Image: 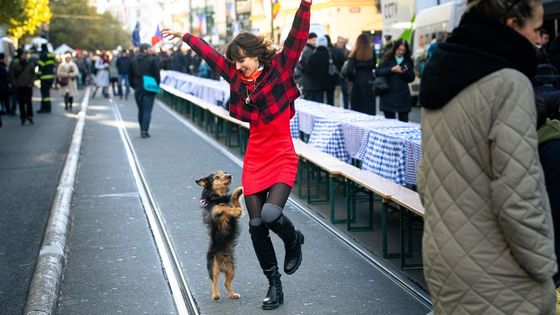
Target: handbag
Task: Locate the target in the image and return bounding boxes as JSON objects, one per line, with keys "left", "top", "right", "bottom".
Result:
{"left": 58, "top": 77, "right": 69, "bottom": 87}
{"left": 341, "top": 58, "right": 355, "bottom": 81}
{"left": 328, "top": 50, "right": 339, "bottom": 78}
{"left": 372, "top": 75, "right": 389, "bottom": 94}
{"left": 143, "top": 75, "right": 160, "bottom": 93}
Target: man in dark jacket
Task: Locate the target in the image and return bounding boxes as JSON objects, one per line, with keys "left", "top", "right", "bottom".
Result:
{"left": 9, "top": 49, "right": 36, "bottom": 125}
{"left": 116, "top": 50, "right": 131, "bottom": 100}
{"left": 37, "top": 44, "right": 55, "bottom": 113}
{"left": 295, "top": 32, "right": 317, "bottom": 100}
{"left": 129, "top": 43, "right": 160, "bottom": 138}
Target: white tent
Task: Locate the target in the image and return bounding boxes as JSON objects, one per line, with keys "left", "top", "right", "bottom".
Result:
{"left": 24, "top": 36, "right": 53, "bottom": 52}
{"left": 54, "top": 44, "right": 75, "bottom": 55}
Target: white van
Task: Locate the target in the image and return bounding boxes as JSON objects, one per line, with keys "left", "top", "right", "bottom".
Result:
{"left": 409, "top": 0, "right": 466, "bottom": 102}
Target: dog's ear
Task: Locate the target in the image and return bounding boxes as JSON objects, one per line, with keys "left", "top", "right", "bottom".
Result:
{"left": 195, "top": 177, "right": 207, "bottom": 187}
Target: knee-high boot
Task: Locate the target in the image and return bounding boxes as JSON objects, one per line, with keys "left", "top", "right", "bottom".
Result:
{"left": 249, "top": 224, "right": 283, "bottom": 310}
{"left": 266, "top": 214, "right": 304, "bottom": 275}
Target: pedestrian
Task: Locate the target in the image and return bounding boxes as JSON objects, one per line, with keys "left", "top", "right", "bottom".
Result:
{"left": 109, "top": 51, "right": 119, "bottom": 96}
{"left": 306, "top": 36, "right": 336, "bottom": 105}
{"left": 417, "top": 0, "right": 556, "bottom": 314}
{"left": 9, "top": 48, "right": 35, "bottom": 125}
{"left": 128, "top": 43, "right": 160, "bottom": 138}
{"left": 161, "top": 0, "right": 309, "bottom": 309}
{"left": 36, "top": 44, "right": 55, "bottom": 113}
{"left": 375, "top": 39, "right": 414, "bottom": 121}
{"left": 92, "top": 53, "right": 110, "bottom": 98}
{"left": 57, "top": 53, "right": 79, "bottom": 112}
{"left": 345, "top": 33, "right": 378, "bottom": 115}
{"left": 116, "top": 50, "right": 131, "bottom": 100}
{"left": 335, "top": 36, "right": 350, "bottom": 108}
{"left": 0, "top": 53, "right": 10, "bottom": 116}
{"left": 295, "top": 32, "right": 317, "bottom": 100}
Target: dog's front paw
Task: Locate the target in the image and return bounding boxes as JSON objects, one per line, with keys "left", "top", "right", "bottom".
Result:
{"left": 228, "top": 292, "right": 240, "bottom": 299}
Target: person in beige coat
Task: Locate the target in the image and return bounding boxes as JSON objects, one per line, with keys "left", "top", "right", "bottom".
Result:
{"left": 417, "top": 0, "right": 557, "bottom": 314}
{"left": 57, "top": 54, "right": 79, "bottom": 111}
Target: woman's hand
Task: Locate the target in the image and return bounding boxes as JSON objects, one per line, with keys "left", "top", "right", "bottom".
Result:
{"left": 391, "top": 64, "right": 406, "bottom": 74}
{"left": 161, "top": 28, "right": 183, "bottom": 41}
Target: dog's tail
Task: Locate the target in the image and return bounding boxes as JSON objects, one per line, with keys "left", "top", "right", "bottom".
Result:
{"left": 231, "top": 186, "right": 243, "bottom": 208}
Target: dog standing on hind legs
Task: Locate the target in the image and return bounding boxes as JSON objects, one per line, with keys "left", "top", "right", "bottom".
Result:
{"left": 196, "top": 171, "right": 243, "bottom": 301}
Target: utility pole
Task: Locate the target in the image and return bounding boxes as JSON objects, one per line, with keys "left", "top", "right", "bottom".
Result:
{"left": 189, "top": 0, "right": 193, "bottom": 33}
{"left": 270, "top": 0, "right": 274, "bottom": 41}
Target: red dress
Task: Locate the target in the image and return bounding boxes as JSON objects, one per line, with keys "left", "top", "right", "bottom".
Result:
{"left": 242, "top": 107, "right": 298, "bottom": 195}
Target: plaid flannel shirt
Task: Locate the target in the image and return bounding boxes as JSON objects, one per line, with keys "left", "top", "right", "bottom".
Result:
{"left": 182, "top": 0, "right": 311, "bottom": 124}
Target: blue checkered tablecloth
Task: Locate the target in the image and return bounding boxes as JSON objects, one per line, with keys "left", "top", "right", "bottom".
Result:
{"left": 404, "top": 139, "right": 422, "bottom": 186}
{"left": 295, "top": 99, "right": 350, "bottom": 135}
{"left": 290, "top": 111, "right": 300, "bottom": 139}
{"left": 161, "top": 71, "right": 230, "bottom": 106}
{"left": 357, "top": 128, "right": 422, "bottom": 185}
{"left": 341, "top": 119, "right": 416, "bottom": 159}
{"left": 307, "top": 114, "right": 383, "bottom": 162}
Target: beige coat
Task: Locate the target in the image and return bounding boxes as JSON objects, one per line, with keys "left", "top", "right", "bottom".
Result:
{"left": 418, "top": 69, "right": 557, "bottom": 314}
{"left": 57, "top": 61, "right": 79, "bottom": 97}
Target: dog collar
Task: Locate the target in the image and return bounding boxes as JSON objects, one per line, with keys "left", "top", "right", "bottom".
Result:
{"left": 200, "top": 199, "right": 209, "bottom": 206}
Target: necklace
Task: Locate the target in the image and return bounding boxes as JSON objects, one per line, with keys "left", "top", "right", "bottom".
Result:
{"left": 245, "top": 84, "right": 256, "bottom": 104}
{"left": 242, "top": 65, "right": 264, "bottom": 105}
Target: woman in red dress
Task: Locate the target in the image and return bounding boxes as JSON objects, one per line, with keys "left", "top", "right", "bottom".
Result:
{"left": 162, "top": 0, "right": 311, "bottom": 310}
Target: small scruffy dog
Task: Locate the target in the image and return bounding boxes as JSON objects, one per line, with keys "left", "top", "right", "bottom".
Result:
{"left": 196, "top": 171, "right": 243, "bottom": 300}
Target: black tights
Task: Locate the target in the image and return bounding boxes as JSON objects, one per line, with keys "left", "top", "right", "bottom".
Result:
{"left": 244, "top": 183, "right": 291, "bottom": 221}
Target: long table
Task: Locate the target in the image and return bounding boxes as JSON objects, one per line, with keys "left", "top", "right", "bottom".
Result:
{"left": 162, "top": 70, "right": 422, "bottom": 186}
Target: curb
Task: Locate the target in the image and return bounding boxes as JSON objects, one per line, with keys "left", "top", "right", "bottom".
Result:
{"left": 23, "top": 88, "right": 91, "bottom": 315}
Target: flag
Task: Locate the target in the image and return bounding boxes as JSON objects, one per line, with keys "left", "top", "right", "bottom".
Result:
{"left": 132, "top": 22, "right": 140, "bottom": 47}
{"left": 272, "top": 0, "right": 281, "bottom": 20}
{"left": 151, "top": 25, "right": 162, "bottom": 46}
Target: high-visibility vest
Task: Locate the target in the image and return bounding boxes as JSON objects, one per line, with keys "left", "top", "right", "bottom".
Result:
{"left": 37, "top": 52, "right": 56, "bottom": 81}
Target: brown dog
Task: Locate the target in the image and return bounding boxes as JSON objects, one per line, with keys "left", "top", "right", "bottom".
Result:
{"left": 196, "top": 171, "right": 243, "bottom": 300}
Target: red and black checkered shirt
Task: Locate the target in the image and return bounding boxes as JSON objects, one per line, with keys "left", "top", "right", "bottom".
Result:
{"left": 182, "top": 0, "right": 311, "bottom": 124}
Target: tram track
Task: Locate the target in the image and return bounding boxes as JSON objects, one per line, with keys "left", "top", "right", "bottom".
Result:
{"left": 157, "top": 99, "right": 433, "bottom": 310}
{"left": 111, "top": 100, "right": 199, "bottom": 315}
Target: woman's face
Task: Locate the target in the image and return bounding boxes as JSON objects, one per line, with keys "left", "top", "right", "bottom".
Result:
{"left": 234, "top": 53, "right": 260, "bottom": 77}
{"left": 395, "top": 44, "right": 407, "bottom": 57}
{"left": 508, "top": 3, "right": 544, "bottom": 46}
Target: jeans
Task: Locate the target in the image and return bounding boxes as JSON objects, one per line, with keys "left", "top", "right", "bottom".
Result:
{"left": 117, "top": 74, "right": 130, "bottom": 98}
{"left": 134, "top": 90, "right": 156, "bottom": 134}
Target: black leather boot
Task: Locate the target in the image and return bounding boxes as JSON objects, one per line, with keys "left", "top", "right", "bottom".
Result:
{"left": 249, "top": 224, "right": 283, "bottom": 310}
{"left": 262, "top": 266, "right": 283, "bottom": 310}
{"left": 266, "top": 215, "right": 304, "bottom": 275}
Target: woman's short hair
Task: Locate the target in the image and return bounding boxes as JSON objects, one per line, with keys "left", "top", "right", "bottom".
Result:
{"left": 466, "top": 0, "right": 541, "bottom": 27}
{"left": 226, "top": 32, "right": 277, "bottom": 67}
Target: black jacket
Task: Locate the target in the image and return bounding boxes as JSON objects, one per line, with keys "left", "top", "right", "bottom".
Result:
{"left": 128, "top": 53, "right": 160, "bottom": 92}
{"left": 306, "top": 46, "right": 335, "bottom": 90}
{"left": 376, "top": 57, "right": 415, "bottom": 113}
{"left": 116, "top": 56, "right": 131, "bottom": 75}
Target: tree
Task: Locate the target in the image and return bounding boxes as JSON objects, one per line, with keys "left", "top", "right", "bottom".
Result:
{"left": 49, "top": 0, "right": 132, "bottom": 51}
{"left": 1, "top": 0, "right": 52, "bottom": 39}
